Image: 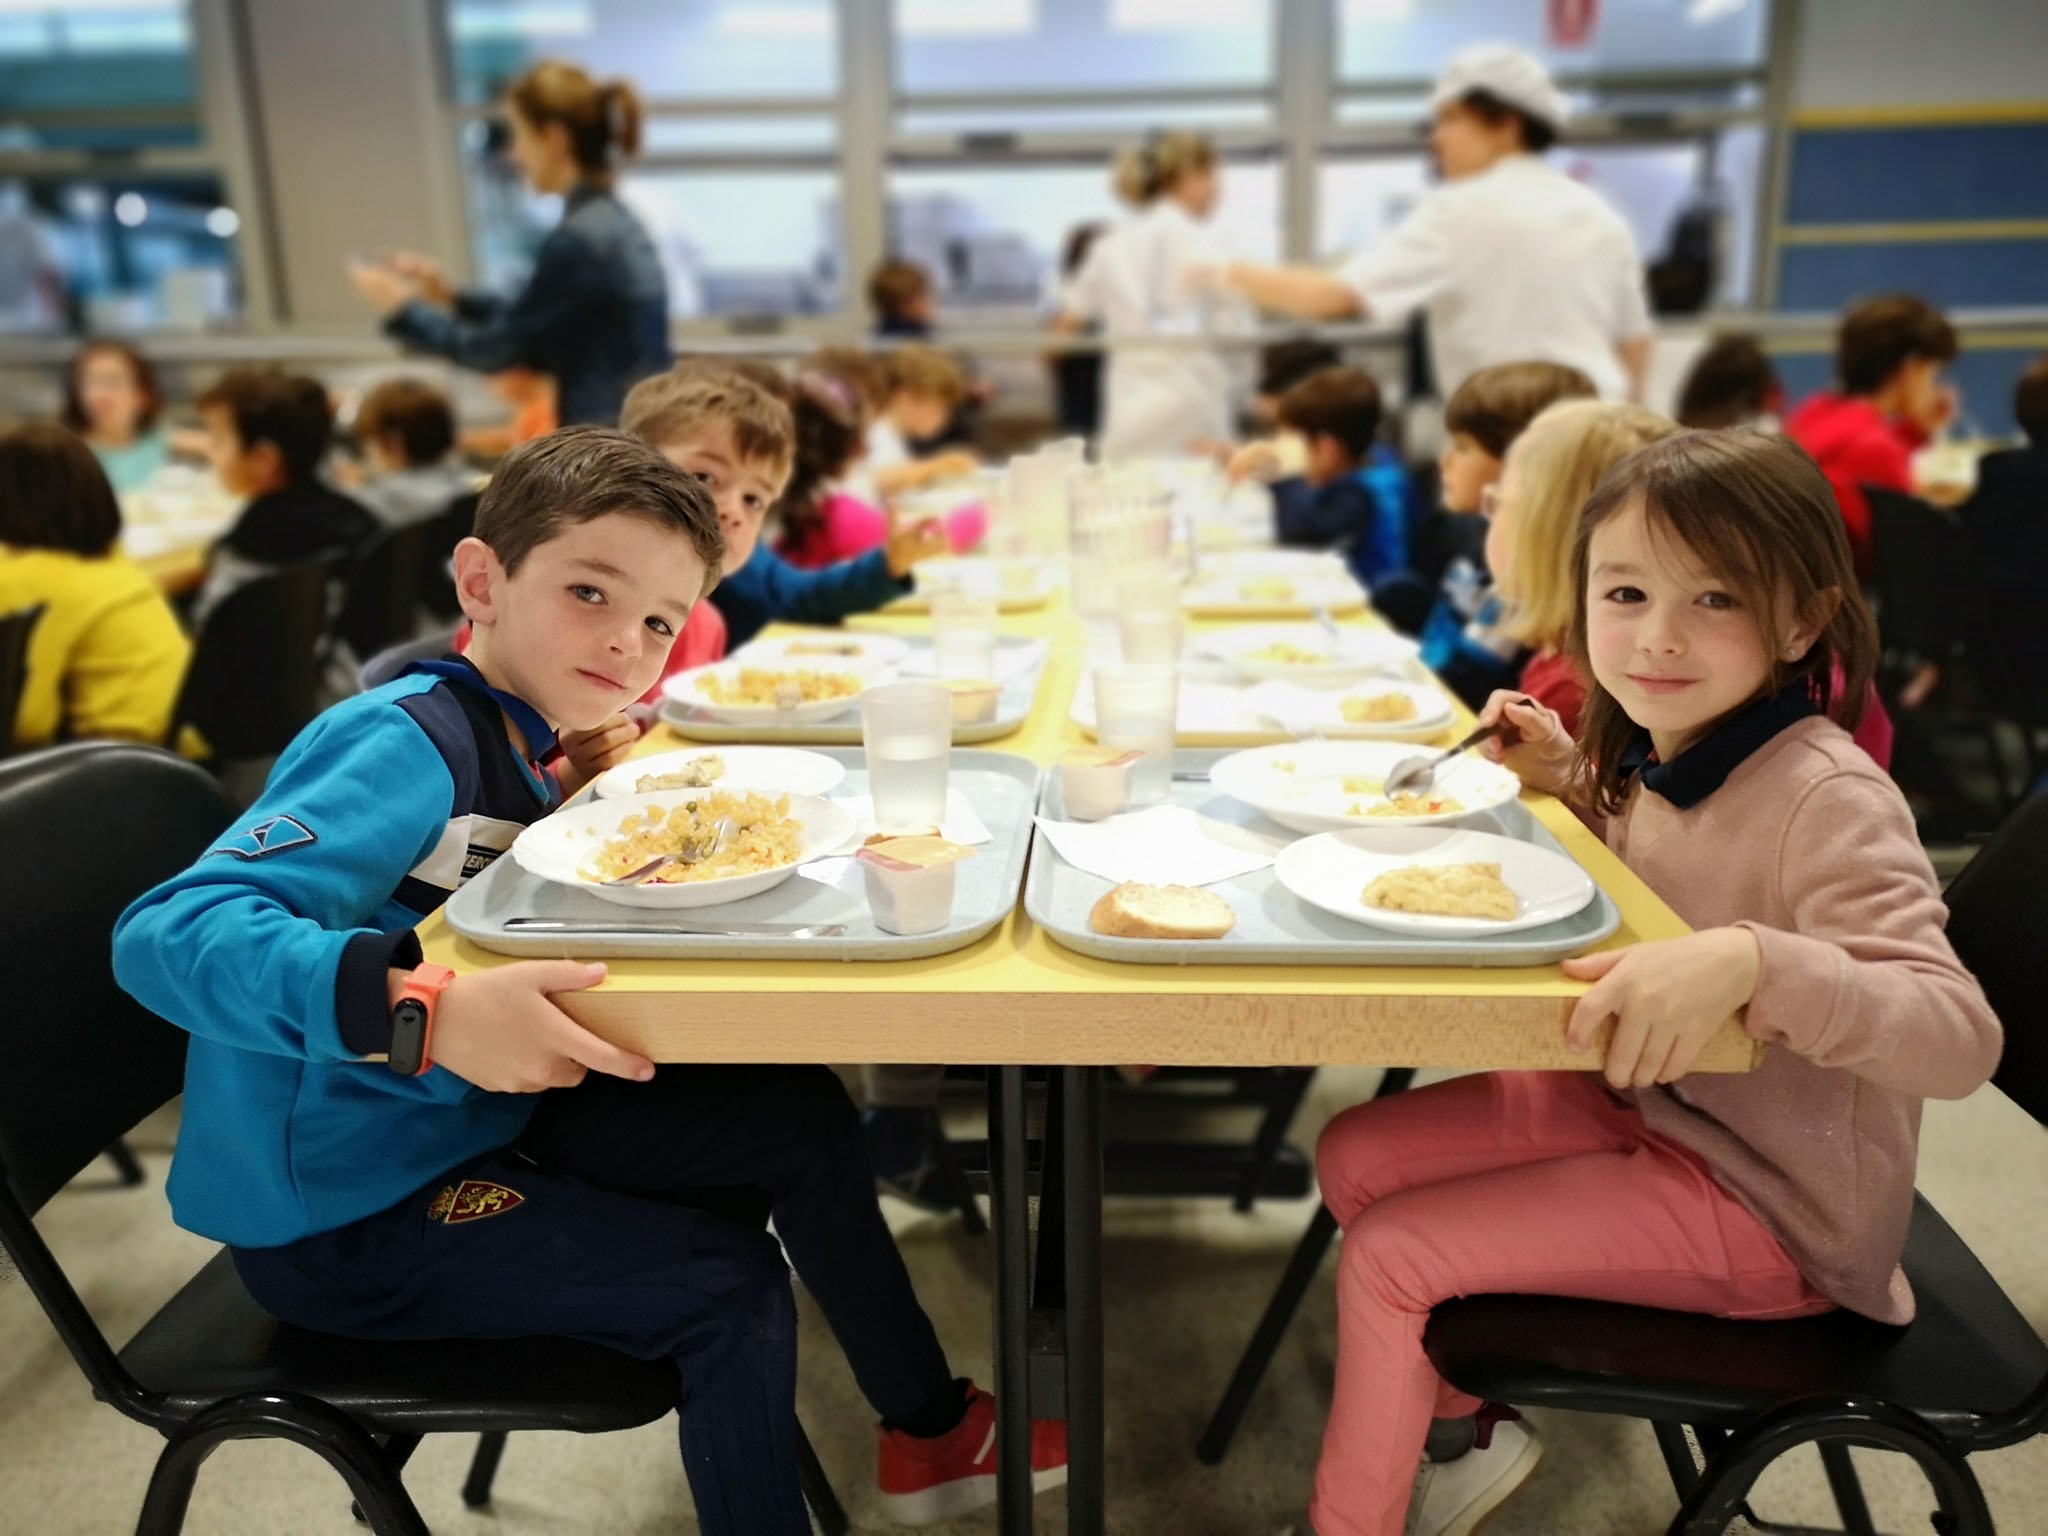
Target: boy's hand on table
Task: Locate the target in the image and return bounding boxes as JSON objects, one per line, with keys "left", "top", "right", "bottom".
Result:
{"left": 886, "top": 517, "right": 949, "bottom": 577}
{"left": 429, "top": 961, "right": 654, "bottom": 1094}
{"left": 1227, "top": 440, "right": 1282, "bottom": 484}
{"left": 1562, "top": 929, "right": 1761, "bottom": 1090}
{"left": 556, "top": 713, "right": 639, "bottom": 797}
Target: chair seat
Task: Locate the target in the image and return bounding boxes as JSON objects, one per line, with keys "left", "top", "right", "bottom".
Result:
{"left": 117, "top": 1251, "right": 678, "bottom": 1436}
{"left": 1423, "top": 1195, "right": 2048, "bottom": 1445}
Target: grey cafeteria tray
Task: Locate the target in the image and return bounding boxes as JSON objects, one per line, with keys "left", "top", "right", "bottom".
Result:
{"left": 1024, "top": 749, "right": 1621, "bottom": 967}
{"left": 446, "top": 750, "right": 1040, "bottom": 961}
{"left": 657, "top": 637, "right": 1047, "bottom": 745}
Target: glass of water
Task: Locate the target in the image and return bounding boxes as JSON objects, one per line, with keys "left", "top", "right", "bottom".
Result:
{"left": 1115, "top": 571, "right": 1184, "bottom": 666}
{"left": 1093, "top": 664, "right": 1179, "bottom": 805}
{"left": 860, "top": 681, "right": 953, "bottom": 833}
{"left": 930, "top": 592, "right": 999, "bottom": 682}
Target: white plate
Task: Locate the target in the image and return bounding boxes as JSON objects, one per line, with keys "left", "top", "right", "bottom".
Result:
{"left": 1242, "top": 679, "right": 1455, "bottom": 741}
{"left": 1182, "top": 573, "right": 1368, "bottom": 618}
{"left": 1194, "top": 549, "right": 1348, "bottom": 581}
{"left": 661, "top": 658, "right": 891, "bottom": 726}
{"left": 591, "top": 746, "right": 847, "bottom": 801}
{"left": 1275, "top": 826, "right": 1597, "bottom": 937}
{"left": 733, "top": 631, "right": 911, "bottom": 668}
{"left": 1211, "top": 739, "right": 1522, "bottom": 833}
{"left": 1199, "top": 624, "right": 1420, "bottom": 685}
{"left": 512, "top": 789, "right": 855, "bottom": 909}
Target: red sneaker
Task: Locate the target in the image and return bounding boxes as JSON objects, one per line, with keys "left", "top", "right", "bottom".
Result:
{"left": 875, "top": 1383, "right": 1068, "bottom": 1525}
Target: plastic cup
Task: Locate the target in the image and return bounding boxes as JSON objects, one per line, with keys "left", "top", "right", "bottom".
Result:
{"left": 860, "top": 682, "right": 953, "bottom": 834}
{"left": 1115, "top": 572, "right": 1184, "bottom": 666}
{"left": 1093, "top": 664, "right": 1179, "bottom": 806}
{"left": 930, "top": 592, "right": 999, "bottom": 682}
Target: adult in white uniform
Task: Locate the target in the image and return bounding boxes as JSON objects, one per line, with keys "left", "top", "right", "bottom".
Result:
{"left": 1223, "top": 46, "right": 1652, "bottom": 401}
{"left": 1055, "top": 133, "right": 1244, "bottom": 461}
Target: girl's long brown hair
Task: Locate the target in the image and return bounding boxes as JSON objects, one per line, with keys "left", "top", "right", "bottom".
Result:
{"left": 507, "top": 61, "right": 643, "bottom": 184}
{"left": 1569, "top": 429, "right": 1879, "bottom": 817}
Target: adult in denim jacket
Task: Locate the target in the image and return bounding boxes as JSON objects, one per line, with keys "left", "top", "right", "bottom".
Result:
{"left": 350, "top": 61, "right": 669, "bottom": 427}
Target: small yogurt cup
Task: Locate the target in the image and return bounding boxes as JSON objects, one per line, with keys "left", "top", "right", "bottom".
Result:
{"left": 945, "top": 678, "right": 1001, "bottom": 726}
{"left": 1057, "top": 748, "right": 1143, "bottom": 822}
{"left": 857, "top": 835, "right": 976, "bottom": 934}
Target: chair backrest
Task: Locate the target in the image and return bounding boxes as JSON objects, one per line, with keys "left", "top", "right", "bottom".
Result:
{"left": 0, "top": 604, "right": 44, "bottom": 754}
{"left": 332, "top": 521, "right": 429, "bottom": 661}
{"left": 1944, "top": 790, "right": 2048, "bottom": 1129}
{"left": 419, "top": 490, "right": 479, "bottom": 620}
{"left": 0, "top": 744, "right": 230, "bottom": 1211}
{"left": 358, "top": 625, "right": 461, "bottom": 692}
{"left": 1866, "top": 487, "right": 1970, "bottom": 667}
{"left": 171, "top": 557, "right": 337, "bottom": 761}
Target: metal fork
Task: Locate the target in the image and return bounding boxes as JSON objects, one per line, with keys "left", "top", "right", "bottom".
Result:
{"left": 603, "top": 816, "right": 736, "bottom": 886}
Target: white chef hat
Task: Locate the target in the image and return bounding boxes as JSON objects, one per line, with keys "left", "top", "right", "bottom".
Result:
{"left": 1432, "top": 43, "right": 1570, "bottom": 133}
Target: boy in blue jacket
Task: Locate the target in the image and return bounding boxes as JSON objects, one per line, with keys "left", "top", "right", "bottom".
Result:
{"left": 113, "top": 426, "right": 1061, "bottom": 1531}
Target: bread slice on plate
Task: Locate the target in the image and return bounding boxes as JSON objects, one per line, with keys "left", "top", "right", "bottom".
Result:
{"left": 1088, "top": 881, "right": 1235, "bottom": 940}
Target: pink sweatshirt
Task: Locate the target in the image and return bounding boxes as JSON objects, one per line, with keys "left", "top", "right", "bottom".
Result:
{"left": 777, "top": 492, "right": 988, "bottom": 571}
{"left": 1606, "top": 713, "right": 2001, "bottom": 1322}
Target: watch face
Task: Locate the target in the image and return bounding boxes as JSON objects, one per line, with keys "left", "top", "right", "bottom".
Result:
{"left": 390, "top": 997, "right": 429, "bottom": 1075}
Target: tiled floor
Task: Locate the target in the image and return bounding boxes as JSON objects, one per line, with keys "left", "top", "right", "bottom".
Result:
{"left": 4, "top": 1070, "right": 2044, "bottom": 1535}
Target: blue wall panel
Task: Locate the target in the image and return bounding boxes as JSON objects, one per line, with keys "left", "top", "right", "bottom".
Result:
{"left": 1778, "top": 239, "right": 2048, "bottom": 312}
{"left": 1786, "top": 122, "right": 2048, "bottom": 225}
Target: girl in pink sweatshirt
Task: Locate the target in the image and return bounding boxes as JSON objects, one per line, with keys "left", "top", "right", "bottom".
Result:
{"left": 1304, "top": 430, "right": 2001, "bottom": 1536}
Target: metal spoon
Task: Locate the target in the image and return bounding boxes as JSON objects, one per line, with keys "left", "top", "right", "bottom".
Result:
{"left": 1383, "top": 720, "right": 1515, "bottom": 797}
{"left": 1308, "top": 602, "right": 1346, "bottom": 646}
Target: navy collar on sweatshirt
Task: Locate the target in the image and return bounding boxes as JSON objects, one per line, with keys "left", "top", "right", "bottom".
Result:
{"left": 1619, "top": 680, "right": 1819, "bottom": 810}
{"left": 404, "top": 657, "right": 558, "bottom": 760}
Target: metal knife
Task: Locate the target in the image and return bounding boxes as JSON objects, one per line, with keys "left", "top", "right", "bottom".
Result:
{"left": 502, "top": 918, "right": 848, "bottom": 938}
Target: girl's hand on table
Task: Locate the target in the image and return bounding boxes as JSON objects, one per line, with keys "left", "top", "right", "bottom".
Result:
{"left": 1562, "top": 928, "right": 1761, "bottom": 1089}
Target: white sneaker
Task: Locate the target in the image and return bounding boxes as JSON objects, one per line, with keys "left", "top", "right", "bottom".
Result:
{"left": 1403, "top": 1418, "right": 1543, "bottom": 1536}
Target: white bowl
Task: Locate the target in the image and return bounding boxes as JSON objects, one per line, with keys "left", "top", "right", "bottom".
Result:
{"left": 512, "top": 789, "right": 855, "bottom": 909}
{"left": 591, "top": 746, "right": 847, "bottom": 801}
{"left": 1199, "top": 624, "right": 1420, "bottom": 685}
{"left": 1210, "top": 739, "right": 1522, "bottom": 834}
{"left": 662, "top": 658, "right": 892, "bottom": 726}
{"left": 1275, "top": 826, "right": 1597, "bottom": 938}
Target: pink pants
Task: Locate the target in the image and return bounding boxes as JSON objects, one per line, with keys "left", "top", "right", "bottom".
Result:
{"left": 1309, "top": 1071, "right": 1833, "bottom": 1536}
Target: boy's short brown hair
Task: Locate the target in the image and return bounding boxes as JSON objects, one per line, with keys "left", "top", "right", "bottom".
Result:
{"left": 2012, "top": 354, "right": 2048, "bottom": 446}
{"left": 882, "top": 345, "right": 966, "bottom": 409}
{"left": 198, "top": 367, "right": 333, "bottom": 482}
{"left": 356, "top": 377, "right": 455, "bottom": 467}
{"left": 621, "top": 364, "right": 795, "bottom": 479}
{"left": 1443, "top": 361, "right": 1598, "bottom": 459}
{"left": 1837, "top": 294, "right": 1958, "bottom": 397}
{"left": 473, "top": 425, "right": 724, "bottom": 596}
{"left": 867, "top": 259, "right": 933, "bottom": 324}
{"left": 809, "top": 346, "right": 887, "bottom": 417}
{"left": 1276, "top": 366, "right": 1383, "bottom": 462}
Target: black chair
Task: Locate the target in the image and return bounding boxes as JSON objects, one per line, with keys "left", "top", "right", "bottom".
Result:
{"left": 1866, "top": 487, "right": 2022, "bottom": 818}
{"left": 357, "top": 626, "right": 461, "bottom": 693}
{"left": 329, "top": 522, "right": 430, "bottom": 668}
{"left": 418, "top": 492, "right": 478, "bottom": 622}
{"left": 168, "top": 559, "right": 338, "bottom": 765}
{"left": 1413, "top": 793, "right": 2048, "bottom": 1536}
{"left": 0, "top": 741, "right": 847, "bottom": 1536}
{"left": 0, "top": 603, "right": 43, "bottom": 757}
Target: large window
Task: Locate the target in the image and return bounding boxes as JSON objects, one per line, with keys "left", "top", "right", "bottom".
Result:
{"left": 0, "top": 3, "right": 251, "bottom": 333}
{"left": 894, "top": 0, "right": 1274, "bottom": 99}
{"left": 1337, "top": 0, "right": 1768, "bottom": 84}
{"left": 444, "top": 0, "right": 838, "bottom": 105}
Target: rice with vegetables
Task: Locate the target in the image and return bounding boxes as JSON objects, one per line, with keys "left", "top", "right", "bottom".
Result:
{"left": 583, "top": 791, "right": 803, "bottom": 884}
{"left": 697, "top": 668, "right": 860, "bottom": 706}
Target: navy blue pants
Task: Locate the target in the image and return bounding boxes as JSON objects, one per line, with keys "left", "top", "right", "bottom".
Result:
{"left": 233, "top": 1064, "right": 957, "bottom": 1534}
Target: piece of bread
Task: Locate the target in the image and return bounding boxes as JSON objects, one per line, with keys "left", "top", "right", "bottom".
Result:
{"left": 1089, "top": 881, "right": 1235, "bottom": 940}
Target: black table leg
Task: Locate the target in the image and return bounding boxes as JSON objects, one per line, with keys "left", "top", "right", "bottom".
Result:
{"left": 987, "top": 1066, "right": 1034, "bottom": 1533}
{"left": 1062, "top": 1066, "right": 1105, "bottom": 1535}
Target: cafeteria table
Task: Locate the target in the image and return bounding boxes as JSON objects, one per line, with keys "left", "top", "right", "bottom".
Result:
{"left": 415, "top": 595, "right": 1758, "bottom": 1534}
